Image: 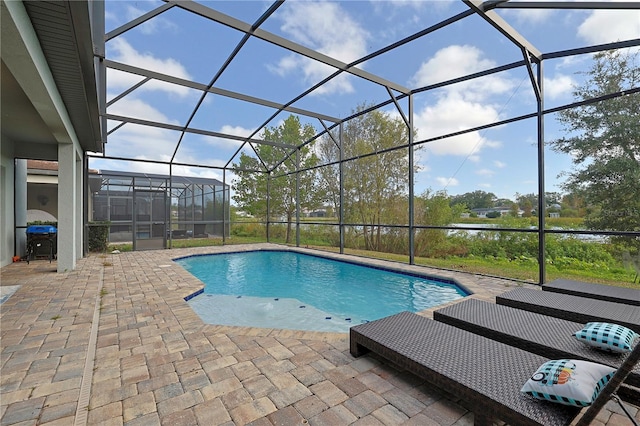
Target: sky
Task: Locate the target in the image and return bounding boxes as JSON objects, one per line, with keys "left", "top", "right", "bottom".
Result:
{"left": 92, "top": 0, "right": 640, "bottom": 203}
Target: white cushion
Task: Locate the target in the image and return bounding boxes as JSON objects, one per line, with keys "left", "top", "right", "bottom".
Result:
{"left": 573, "top": 322, "right": 639, "bottom": 354}
{"left": 521, "top": 359, "right": 616, "bottom": 407}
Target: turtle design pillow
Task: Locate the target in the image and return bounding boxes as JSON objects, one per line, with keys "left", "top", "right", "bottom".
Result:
{"left": 521, "top": 359, "right": 615, "bottom": 407}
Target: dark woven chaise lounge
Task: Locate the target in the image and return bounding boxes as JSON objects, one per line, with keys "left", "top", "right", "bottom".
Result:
{"left": 350, "top": 311, "right": 640, "bottom": 426}
{"left": 433, "top": 298, "right": 640, "bottom": 391}
{"left": 496, "top": 288, "right": 640, "bottom": 333}
{"left": 543, "top": 279, "right": 640, "bottom": 306}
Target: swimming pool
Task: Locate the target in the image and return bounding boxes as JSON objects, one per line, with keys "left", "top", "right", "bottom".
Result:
{"left": 176, "top": 250, "right": 469, "bottom": 333}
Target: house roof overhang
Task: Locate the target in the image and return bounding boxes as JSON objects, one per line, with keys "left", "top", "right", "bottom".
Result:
{"left": 1, "top": 0, "right": 103, "bottom": 157}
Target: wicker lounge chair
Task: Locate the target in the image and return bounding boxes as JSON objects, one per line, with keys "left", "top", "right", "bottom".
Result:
{"left": 433, "top": 298, "right": 640, "bottom": 393}
{"left": 543, "top": 279, "right": 640, "bottom": 306}
{"left": 350, "top": 311, "right": 640, "bottom": 426}
{"left": 496, "top": 288, "right": 640, "bottom": 333}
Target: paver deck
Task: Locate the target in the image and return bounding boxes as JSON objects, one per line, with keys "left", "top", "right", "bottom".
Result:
{"left": 1, "top": 243, "right": 638, "bottom": 425}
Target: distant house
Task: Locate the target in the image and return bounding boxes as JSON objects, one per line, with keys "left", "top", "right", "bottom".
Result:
{"left": 302, "top": 205, "right": 332, "bottom": 218}
{"left": 469, "top": 206, "right": 523, "bottom": 218}
{"left": 548, "top": 203, "right": 561, "bottom": 218}
{"left": 308, "top": 210, "right": 327, "bottom": 218}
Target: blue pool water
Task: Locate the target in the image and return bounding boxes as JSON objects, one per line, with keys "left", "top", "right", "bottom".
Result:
{"left": 176, "top": 250, "right": 469, "bottom": 332}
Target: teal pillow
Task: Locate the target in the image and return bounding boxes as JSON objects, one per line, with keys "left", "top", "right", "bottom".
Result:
{"left": 573, "top": 322, "right": 639, "bottom": 354}
{"left": 521, "top": 359, "right": 615, "bottom": 407}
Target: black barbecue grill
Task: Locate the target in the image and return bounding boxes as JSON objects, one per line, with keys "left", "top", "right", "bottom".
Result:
{"left": 26, "top": 225, "right": 57, "bottom": 263}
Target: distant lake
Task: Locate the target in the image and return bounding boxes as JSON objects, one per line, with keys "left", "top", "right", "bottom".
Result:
{"left": 297, "top": 223, "right": 607, "bottom": 242}
{"left": 448, "top": 224, "right": 607, "bottom": 242}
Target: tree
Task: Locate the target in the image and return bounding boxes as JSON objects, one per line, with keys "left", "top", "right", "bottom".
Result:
{"left": 560, "top": 192, "right": 586, "bottom": 217}
{"left": 509, "top": 203, "right": 520, "bottom": 217}
{"left": 450, "top": 190, "right": 497, "bottom": 210}
{"left": 232, "top": 115, "right": 321, "bottom": 243}
{"left": 494, "top": 198, "right": 514, "bottom": 207}
{"left": 545, "top": 192, "right": 562, "bottom": 206}
{"left": 521, "top": 198, "right": 533, "bottom": 218}
{"left": 515, "top": 192, "right": 565, "bottom": 217}
{"left": 516, "top": 193, "right": 537, "bottom": 217}
{"left": 549, "top": 49, "right": 639, "bottom": 236}
{"left": 318, "top": 104, "right": 417, "bottom": 252}
{"left": 414, "top": 189, "right": 466, "bottom": 257}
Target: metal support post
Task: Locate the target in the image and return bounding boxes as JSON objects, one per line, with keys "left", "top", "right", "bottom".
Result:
{"left": 295, "top": 148, "right": 300, "bottom": 247}
{"left": 536, "top": 61, "right": 546, "bottom": 285}
{"left": 223, "top": 169, "right": 227, "bottom": 244}
{"left": 339, "top": 123, "right": 345, "bottom": 254}
{"left": 408, "top": 94, "right": 415, "bottom": 265}
{"left": 266, "top": 173, "right": 271, "bottom": 242}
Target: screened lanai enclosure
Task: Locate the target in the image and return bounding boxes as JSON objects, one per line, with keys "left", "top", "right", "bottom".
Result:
{"left": 90, "top": 171, "right": 229, "bottom": 249}
{"left": 90, "top": 1, "right": 640, "bottom": 284}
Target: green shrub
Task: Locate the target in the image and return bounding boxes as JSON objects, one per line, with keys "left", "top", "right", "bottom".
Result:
{"left": 544, "top": 236, "right": 616, "bottom": 267}
{"left": 300, "top": 225, "right": 338, "bottom": 247}
{"left": 231, "top": 222, "right": 265, "bottom": 238}
{"left": 88, "top": 221, "right": 110, "bottom": 252}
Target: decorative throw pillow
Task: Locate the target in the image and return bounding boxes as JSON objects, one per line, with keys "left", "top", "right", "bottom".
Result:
{"left": 573, "top": 322, "right": 639, "bottom": 354}
{"left": 521, "top": 359, "right": 616, "bottom": 407}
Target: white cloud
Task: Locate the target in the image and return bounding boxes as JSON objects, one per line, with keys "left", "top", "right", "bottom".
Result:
{"left": 414, "top": 93, "right": 502, "bottom": 157}
{"left": 107, "top": 38, "right": 193, "bottom": 97}
{"left": 411, "top": 45, "right": 513, "bottom": 160}
{"left": 494, "top": 160, "right": 506, "bottom": 168}
{"left": 476, "top": 168, "right": 495, "bottom": 177}
{"left": 125, "top": 4, "right": 178, "bottom": 35}
{"left": 105, "top": 119, "right": 231, "bottom": 173}
{"left": 368, "top": 0, "right": 453, "bottom": 40}
{"left": 544, "top": 74, "right": 576, "bottom": 100}
{"left": 104, "top": 10, "right": 118, "bottom": 23}
{"left": 107, "top": 98, "right": 179, "bottom": 124}
{"left": 105, "top": 122, "right": 179, "bottom": 160}
{"left": 269, "top": 59, "right": 354, "bottom": 95}
{"left": 373, "top": 0, "right": 445, "bottom": 12}
{"left": 436, "top": 176, "right": 459, "bottom": 187}
{"left": 220, "top": 125, "right": 255, "bottom": 138}
{"left": 410, "top": 45, "right": 514, "bottom": 101}
{"left": 90, "top": 157, "right": 168, "bottom": 175}
{"left": 172, "top": 159, "right": 227, "bottom": 176}
{"left": 90, "top": 157, "right": 224, "bottom": 181}
{"left": 203, "top": 125, "right": 257, "bottom": 151}
{"left": 577, "top": 8, "right": 640, "bottom": 45}
{"left": 502, "top": 8, "right": 554, "bottom": 25}
{"left": 105, "top": 97, "right": 183, "bottom": 160}
{"left": 106, "top": 97, "right": 253, "bottom": 166}
{"left": 412, "top": 45, "right": 490, "bottom": 87}
{"left": 271, "top": 2, "right": 369, "bottom": 95}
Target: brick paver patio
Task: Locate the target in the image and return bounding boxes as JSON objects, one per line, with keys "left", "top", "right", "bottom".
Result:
{"left": 1, "top": 244, "right": 638, "bottom": 425}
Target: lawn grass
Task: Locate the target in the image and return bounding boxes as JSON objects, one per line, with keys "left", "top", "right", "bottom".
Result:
{"left": 302, "top": 245, "right": 637, "bottom": 288}
{"left": 106, "top": 238, "right": 638, "bottom": 289}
